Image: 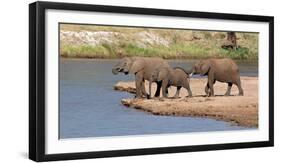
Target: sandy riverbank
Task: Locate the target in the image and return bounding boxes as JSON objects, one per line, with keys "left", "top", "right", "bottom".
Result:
{"left": 114, "top": 77, "right": 258, "bottom": 127}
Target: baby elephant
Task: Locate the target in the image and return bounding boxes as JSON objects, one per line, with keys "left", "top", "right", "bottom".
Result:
{"left": 149, "top": 67, "right": 192, "bottom": 98}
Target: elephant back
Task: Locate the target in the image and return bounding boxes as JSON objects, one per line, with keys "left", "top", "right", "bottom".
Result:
{"left": 143, "top": 57, "right": 170, "bottom": 80}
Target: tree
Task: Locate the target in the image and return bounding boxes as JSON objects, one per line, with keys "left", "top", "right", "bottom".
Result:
{"left": 221, "top": 32, "right": 237, "bottom": 50}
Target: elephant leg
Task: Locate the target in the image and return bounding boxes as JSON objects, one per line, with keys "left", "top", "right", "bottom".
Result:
{"left": 135, "top": 75, "right": 143, "bottom": 98}
{"left": 236, "top": 79, "right": 244, "bottom": 96}
{"left": 205, "top": 83, "right": 210, "bottom": 96}
{"left": 173, "top": 86, "right": 181, "bottom": 98}
{"left": 161, "top": 80, "right": 169, "bottom": 98}
{"left": 140, "top": 79, "right": 148, "bottom": 98}
{"left": 154, "top": 81, "right": 162, "bottom": 97}
{"left": 135, "top": 81, "right": 142, "bottom": 98}
{"left": 166, "top": 83, "right": 170, "bottom": 95}
{"left": 148, "top": 79, "right": 153, "bottom": 99}
{"left": 225, "top": 82, "right": 233, "bottom": 96}
{"left": 208, "top": 78, "right": 215, "bottom": 97}
{"left": 184, "top": 81, "right": 192, "bottom": 97}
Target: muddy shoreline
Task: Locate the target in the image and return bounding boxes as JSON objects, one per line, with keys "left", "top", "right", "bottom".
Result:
{"left": 114, "top": 77, "right": 258, "bottom": 127}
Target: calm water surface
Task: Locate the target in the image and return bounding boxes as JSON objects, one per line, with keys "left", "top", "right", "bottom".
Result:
{"left": 59, "top": 59, "right": 257, "bottom": 139}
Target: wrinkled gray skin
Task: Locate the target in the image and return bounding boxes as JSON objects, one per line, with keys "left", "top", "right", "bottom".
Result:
{"left": 112, "top": 57, "right": 170, "bottom": 98}
{"left": 190, "top": 58, "right": 244, "bottom": 96}
{"left": 149, "top": 67, "right": 192, "bottom": 98}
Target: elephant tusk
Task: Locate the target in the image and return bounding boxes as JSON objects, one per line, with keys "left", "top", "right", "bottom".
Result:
{"left": 189, "top": 73, "right": 193, "bottom": 77}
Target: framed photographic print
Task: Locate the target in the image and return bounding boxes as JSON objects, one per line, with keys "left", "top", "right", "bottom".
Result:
{"left": 29, "top": 1, "right": 274, "bottom": 162}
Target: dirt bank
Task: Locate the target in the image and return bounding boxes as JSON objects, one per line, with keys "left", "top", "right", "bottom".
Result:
{"left": 114, "top": 77, "right": 258, "bottom": 127}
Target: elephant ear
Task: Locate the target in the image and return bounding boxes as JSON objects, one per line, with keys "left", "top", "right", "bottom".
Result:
{"left": 200, "top": 62, "right": 210, "bottom": 75}
{"left": 129, "top": 59, "right": 145, "bottom": 74}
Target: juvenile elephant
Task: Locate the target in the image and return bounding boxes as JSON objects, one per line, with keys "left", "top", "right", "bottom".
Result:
{"left": 149, "top": 67, "right": 192, "bottom": 98}
{"left": 112, "top": 57, "right": 170, "bottom": 98}
{"left": 190, "top": 58, "right": 244, "bottom": 96}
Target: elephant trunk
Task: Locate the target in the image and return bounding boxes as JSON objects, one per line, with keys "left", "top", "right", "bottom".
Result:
{"left": 112, "top": 68, "right": 119, "bottom": 75}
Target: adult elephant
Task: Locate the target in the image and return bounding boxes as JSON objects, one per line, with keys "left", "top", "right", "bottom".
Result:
{"left": 190, "top": 58, "right": 244, "bottom": 96}
{"left": 112, "top": 57, "right": 170, "bottom": 98}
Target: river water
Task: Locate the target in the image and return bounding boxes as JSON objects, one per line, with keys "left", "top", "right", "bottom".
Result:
{"left": 59, "top": 58, "right": 257, "bottom": 139}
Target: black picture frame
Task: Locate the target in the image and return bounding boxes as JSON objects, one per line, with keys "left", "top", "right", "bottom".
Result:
{"left": 29, "top": 1, "right": 274, "bottom": 162}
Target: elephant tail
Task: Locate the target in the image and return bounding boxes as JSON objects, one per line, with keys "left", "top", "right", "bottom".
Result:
{"left": 173, "top": 67, "right": 191, "bottom": 77}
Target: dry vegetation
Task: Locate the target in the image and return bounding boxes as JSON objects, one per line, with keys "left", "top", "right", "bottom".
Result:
{"left": 60, "top": 24, "right": 258, "bottom": 60}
